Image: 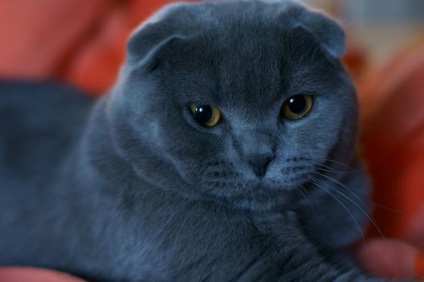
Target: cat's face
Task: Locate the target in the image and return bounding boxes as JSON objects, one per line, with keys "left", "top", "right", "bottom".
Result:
{"left": 108, "top": 1, "right": 357, "bottom": 211}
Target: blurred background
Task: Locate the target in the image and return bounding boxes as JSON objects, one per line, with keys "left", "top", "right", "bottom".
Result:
{"left": 306, "top": 0, "right": 424, "bottom": 63}
{"left": 0, "top": 0, "right": 423, "bottom": 93}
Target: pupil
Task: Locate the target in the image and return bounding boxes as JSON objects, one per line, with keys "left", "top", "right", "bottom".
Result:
{"left": 194, "top": 105, "right": 213, "bottom": 124}
{"left": 288, "top": 95, "right": 306, "bottom": 114}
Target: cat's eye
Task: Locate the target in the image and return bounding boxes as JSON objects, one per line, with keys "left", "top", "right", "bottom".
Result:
{"left": 281, "top": 94, "right": 313, "bottom": 120}
{"left": 189, "top": 104, "right": 221, "bottom": 127}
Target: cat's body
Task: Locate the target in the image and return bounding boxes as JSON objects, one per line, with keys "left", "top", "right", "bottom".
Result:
{"left": 0, "top": 1, "right": 374, "bottom": 281}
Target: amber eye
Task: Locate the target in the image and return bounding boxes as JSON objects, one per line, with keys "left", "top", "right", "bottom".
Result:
{"left": 189, "top": 104, "right": 221, "bottom": 127}
{"left": 281, "top": 94, "right": 313, "bottom": 120}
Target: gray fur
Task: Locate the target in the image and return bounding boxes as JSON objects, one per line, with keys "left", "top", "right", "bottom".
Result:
{"left": 0, "top": 1, "right": 380, "bottom": 281}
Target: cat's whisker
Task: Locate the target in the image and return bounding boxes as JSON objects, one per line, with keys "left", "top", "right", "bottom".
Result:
{"left": 335, "top": 191, "right": 389, "bottom": 215}
{"left": 309, "top": 177, "right": 367, "bottom": 246}
{"left": 371, "top": 203, "right": 405, "bottom": 216}
{"left": 313, "top": 170, "right": 375, "bottom": 217}
{"left": 313, "top": 171, "right": 369, "bottom": 211}
{"left": 312, "top": 160, "right": 359, "bottom": 174}
{"left": 314, "top": 167, "right": 347, "bottom": 174}
{"left": 331, "top": 187, "right": 385, "bottom": 241}
{"left": 321, "top": 159, "right": 359, "bottom": 172}
{"left": 314, "top": 163, "right": 358, "bottom": 175}
{"left": 313, "top": 171, "right": 374, "bottom": 216}
{"left": 296, "top": 185, "right": 315, "bottom": 215}
{"left": 311, "top": 167, "right": 395, "bottom": 214}
{"left": 312, "top": 172, "right": 385, "bottom": 240}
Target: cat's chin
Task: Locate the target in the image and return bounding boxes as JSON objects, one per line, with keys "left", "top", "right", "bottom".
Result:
{"left": 213, "top": 192, "right": 298, "bottom": 212}
{"left": 200, "top": 182, "right": 304, "bottom": 212}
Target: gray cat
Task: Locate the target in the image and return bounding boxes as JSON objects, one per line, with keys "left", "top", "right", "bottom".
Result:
{"left": 0, "top": 0, "right": 378, "bottom": 281}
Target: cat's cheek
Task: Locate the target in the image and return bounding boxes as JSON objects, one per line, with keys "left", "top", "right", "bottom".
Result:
{"left": 140, "top": 121, "right": 163, "bottom": 146}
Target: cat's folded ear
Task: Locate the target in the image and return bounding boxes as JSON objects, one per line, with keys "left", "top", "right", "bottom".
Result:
{"left": 293, "top": 6, "right": 345, "bottom": 58}
{"left": 125, "top": 3, "right": 188, "bottom": 72}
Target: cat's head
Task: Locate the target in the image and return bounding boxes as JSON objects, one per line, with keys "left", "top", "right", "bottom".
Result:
{"left": 107, "top": 0, "right": 357, "bottom": 211}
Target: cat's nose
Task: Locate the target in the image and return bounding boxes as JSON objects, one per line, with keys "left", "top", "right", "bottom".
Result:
{"left": 239, "top": 130, "right": 275, "bottom": 177}
{"left": 248, "top": 154, "right": 272, "bottom": 178}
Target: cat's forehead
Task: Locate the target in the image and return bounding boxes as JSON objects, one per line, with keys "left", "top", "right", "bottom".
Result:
{"left": 186, "top": 19, "right": 330, "bottom": 106}
{"left": 130, "top": 0, "right": 347, "bottom": 110}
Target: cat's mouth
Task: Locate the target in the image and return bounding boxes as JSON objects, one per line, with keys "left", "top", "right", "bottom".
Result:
{"left": 192, "top": 159, "right": 323, "bottom": 210}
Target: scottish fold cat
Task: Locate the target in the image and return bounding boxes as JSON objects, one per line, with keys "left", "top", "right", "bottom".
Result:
{"left": 0, "top": 0, "right": 380, "bottom": 281}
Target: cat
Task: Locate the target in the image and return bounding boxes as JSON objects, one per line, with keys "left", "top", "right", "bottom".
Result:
{"left": 0, "top": 0, "right": 378, "bottom": 281}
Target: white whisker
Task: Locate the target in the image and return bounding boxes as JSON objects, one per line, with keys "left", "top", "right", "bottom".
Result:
{"left": 313, "top": 166, "right": 400, "bottom": 216}
{"left": 312, "top": 172, "right": 385, "bottom": 240}
{"left": 314, "top": 171, "right": 369, "bottom": 211}
{"left": 321, "top": 158, "right": 358, "bottom": 172}
{"left": 315, "top": 163, "right": 359, "bottom": 174}
{"left": 297, "top": 185, "right": 315, "bottom": 215}
{"left": 309, "top": 177, "right": 367, "bottom": 246}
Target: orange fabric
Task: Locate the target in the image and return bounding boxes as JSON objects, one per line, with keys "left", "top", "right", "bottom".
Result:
{"left": 357, "top": 40, "right": 424, "bottom": 279}
{"left": 0, "top": 0, "right": 182, "bottom": 94}
{"left": 415, "top": 251, "right": 424, "bottom": 279}
{"left": 358, "top": 205, "right": 424, "bottom": 279}
{"left": 0, "top": 267, "right": 84, "bottom": 282}
{"left": 359, "top": 40, "right": 424, "bottom": 238}
{"left": 358, "top": 239, "right": 416, "bottom": 279}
